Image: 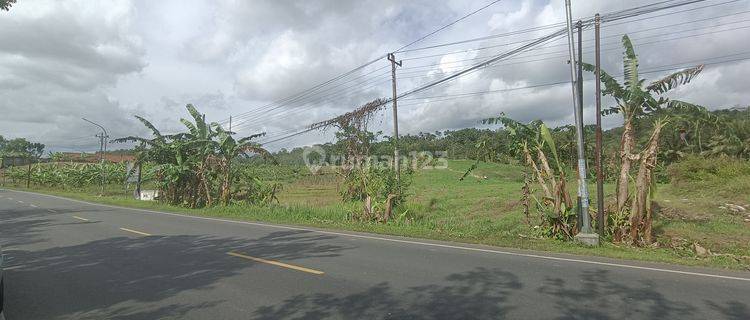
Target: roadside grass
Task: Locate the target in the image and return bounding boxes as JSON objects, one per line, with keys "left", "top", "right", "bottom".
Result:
{"left": 652, "top": 156, "right": 750, "bottom": 260}
{"left": 2, "top": 158, "right": 749, "bottom": 270}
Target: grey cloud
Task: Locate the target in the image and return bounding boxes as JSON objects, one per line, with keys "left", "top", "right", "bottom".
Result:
{"left": 0, "top": 0, "right": 146, "bottom": 151}
{"left": 387, "top": 0, "right": 750, "bottom": 139}
{"left": 2, "top": 0, "right": 749, "bottom": 152}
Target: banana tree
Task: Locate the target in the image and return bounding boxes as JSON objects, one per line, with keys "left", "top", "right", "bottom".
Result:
{"left": 114, "top": 115, "right": 178, "bottom": 201}
{"left": 583, "top": 35, "right": 703, "bottom": 244}
{"left": 482, "top": 115, "right": 577, "bottom": 239}
{"left": 178, "top": 104, "right": 218, "bottom": 206}
{"left": 211, "top": 124, "right": 273, "bottom": 205}
{"left": 115, "top": 104, "right": 276, "bottom": 208}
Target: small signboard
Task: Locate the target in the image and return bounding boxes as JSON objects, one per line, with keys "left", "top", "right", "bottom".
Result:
{"left": 125, "top": 162, "right": 139, "bottom": 183}
{"left": 139, "top": 190, "right": 159, "bottom": 201}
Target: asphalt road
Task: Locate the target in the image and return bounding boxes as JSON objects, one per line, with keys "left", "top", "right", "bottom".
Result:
{"left": 0, "top": 189, "right": 748, "bottom": 320}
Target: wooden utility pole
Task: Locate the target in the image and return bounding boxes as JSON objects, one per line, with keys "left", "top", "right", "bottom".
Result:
{"left": 594, "top": 13, "right": 605, "bottom": 237}
{"left": 387, "top": 53, "right": 402, "bottom": 182}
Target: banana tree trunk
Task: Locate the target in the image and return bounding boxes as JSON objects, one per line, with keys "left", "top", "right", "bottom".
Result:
{"left": 221, "top": 158, "right": 231, "bottom": 205}
{"left": 525, "top": 146, "right": 552, "bottom": 199}
{"left": 696, "top": 122, "right": 703, "bottom": 153}
{"left": 629, "top": 122, "right": 664, "bottom": 244}
{"left": 199, "top": 161, "right": 212, "bottom": 207}
{"left": 616, "top": 111, "right": 636, "bottom": 213}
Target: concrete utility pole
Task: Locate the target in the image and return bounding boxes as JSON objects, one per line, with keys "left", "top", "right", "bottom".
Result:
{"left": 564, "top": 0, "right": 598, "bottom": 246}
{"left": 387, "top": 53, "right": 403, "bottom": 183}
{"left": 82, "top": 118, "right": 109, "bottom": 196}
{"left": 594, "top": 13, "right": 605, "bottom": 237}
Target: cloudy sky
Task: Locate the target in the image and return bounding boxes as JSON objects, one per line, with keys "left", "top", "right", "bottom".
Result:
{"left": 1, "top": 0, "right": 749, "bottom": 152}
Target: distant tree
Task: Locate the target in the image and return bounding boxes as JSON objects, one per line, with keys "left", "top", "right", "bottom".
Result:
{"left": 0, "top": 137, "right": 45, "bottom": 158}
{"left": 1, "top": 0, "right": 17, "bottom": 11}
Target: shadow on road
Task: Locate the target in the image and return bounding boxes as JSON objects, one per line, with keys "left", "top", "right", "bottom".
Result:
{"left": 251, "top": 267, "right": 749, "bottom": 320}
{"left": 706, "top": 300, "right": 750, "bottom": 320}
{"left": 0, "top": 206, "right": 55, "bottom": 247}
{"left": 252, "top": 267, "right": 523, "bottom": 319}
{"left": 4, "top": 230, "right": 352, "bottom": 320}
{"left": 0, "top": 201, "right": 122, "bottom": 247}
{"left": 536, "top": 269, "right": 749, "bottom": 320}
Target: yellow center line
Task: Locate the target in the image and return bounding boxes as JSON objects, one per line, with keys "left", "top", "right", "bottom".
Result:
{"left": 119, "top": 227, "right": 152, "bottom": 236}
{"left": 72, "top": 215, "right": 89, "bottom": 222}
{"left": 227, "top": 252, "right": 325, "bottom": 275}
{"left": 30, "top": 204, "right": 38, "bottom": 208}
{"left": 47, "top": 209, "right": 57, "bottom": 213}
{"left": 17, "top": 200, "right": 23, "bottom": 203}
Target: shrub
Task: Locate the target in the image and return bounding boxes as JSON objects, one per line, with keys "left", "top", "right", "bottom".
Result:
{"left": 340, "top": 161, "right": 413, "bottom": 222}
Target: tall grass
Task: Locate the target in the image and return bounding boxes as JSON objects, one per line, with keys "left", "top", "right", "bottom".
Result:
{"left": 667, "top": 155, "right": 750, "bottom": 201}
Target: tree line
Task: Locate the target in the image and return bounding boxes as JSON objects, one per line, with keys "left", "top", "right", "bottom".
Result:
{"left": 269, "top": 105, "right": 749, "bottom": 177}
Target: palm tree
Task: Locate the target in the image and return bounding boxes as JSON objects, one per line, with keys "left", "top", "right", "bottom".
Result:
{"left": 584, "top": 35, "right": 703, "bottom": 244}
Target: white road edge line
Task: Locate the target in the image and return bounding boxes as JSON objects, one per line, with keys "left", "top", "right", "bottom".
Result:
{"left": 4, "top": 189, "right": 750, "bottom": 282}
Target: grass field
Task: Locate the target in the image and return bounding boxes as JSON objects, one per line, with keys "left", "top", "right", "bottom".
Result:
{"left": 3, "top": 159, "right": 749, "bottom": 270}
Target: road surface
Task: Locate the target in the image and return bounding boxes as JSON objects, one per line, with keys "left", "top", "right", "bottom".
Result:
{"left": 0, "top": 189, "right": 748, "bottom": 319}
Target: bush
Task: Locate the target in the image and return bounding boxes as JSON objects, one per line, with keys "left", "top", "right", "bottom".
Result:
{"left": 341, "top": 165, "right": 411, "bottom": 202}
{"left": 339, "top": 161, "right": 413, "bottom": 222}
{"left": 232, "top": 167, "right": 283, "bottom": 205}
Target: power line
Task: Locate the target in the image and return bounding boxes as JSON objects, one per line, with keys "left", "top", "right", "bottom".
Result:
{"left": 261, "top": 54, "right": 749, "bottom": 144}
{"left": 246, "top": 14, "right": 750, "bottom": 133}
{"left": 229, "top": 68, "right": 392, "bottom": 130}
{"left": 237, "top": 0, "right": 726, "bottom": 133}
{"left": 397, "top": 53, "right": 750, "bottom": 107}
{"left": 393, "top": 0, "right": 504, "bottom": 52}
{"left": 397, "top": 0, "right": 737, "bottom": 54}
{"left": 224, "top": 0, "right": 505, "bottom": 127}
{"left": 230, "top": 70, "right": 395, "bottom": 132}
{"left": 220, "top": 55, "right": 385, "bottom": 123}
{"left": 396, "top": 23, "right": 750, "bottom": 78}
{"left": 259, "top": 30, "right": 573, "bottom": 145}
{"left": 258, "top": 0, "right": 722, "bottom": 146}
{"left": 399, "top": 0, "right": 743, "bottom": 62}
{"left": 397, "top": 7, "right": 750, "bottom": 69}
{"left": 261, "top": 46, "right": 749, "bottom": 146}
